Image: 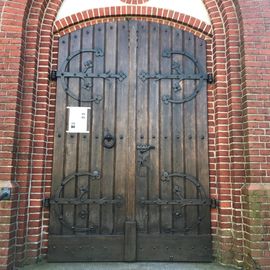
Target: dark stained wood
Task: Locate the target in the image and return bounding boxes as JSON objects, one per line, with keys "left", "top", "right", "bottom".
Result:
{"left": 75, "top": 26, "right": 93, "bottom": 234}
{"left": 114, "top": 20, "right": 129, "bottom": 234}
{"left": 101, "top": 22, "right": 117, "bottom": 234}
{"left": 160, "top": 24, "right": 173, "bottom": 233}
{"left": 62, "top": 29, "right": 81, "bottom": 235}
{"left": 172, "top": 29, "right": 185, "bottom": 233}
{"left": 49, "top": 20, "right": 211, "bottom": 262}
{"left": 137, "top": 234, "right": 212, "bottom": 261}
{"left": 48, "top": 235, "right": 124, "bottom": 262}
{"left": 89, "top": 23, "right": 105, "bottom": 234}
{"left": 136, "top": 21, "right": 149, "bottom": 233}
{"left": 124, "top": 221, "right": 137, "bottom": 261}
{"left": 195, "top": 37, "right": 211, "bottom": 235}
{"left": 126, "top": 20, "right": 137, "bottom": 221}
{"left": 183, "top": 31, "right": 197, "bottom": 234}
{"left": 148, "top": 22, "right": 160, "bottom": 234}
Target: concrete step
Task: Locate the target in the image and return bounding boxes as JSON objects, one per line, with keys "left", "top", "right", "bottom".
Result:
{"left": 19, "top": 262, "right": 237, "bottom": 270}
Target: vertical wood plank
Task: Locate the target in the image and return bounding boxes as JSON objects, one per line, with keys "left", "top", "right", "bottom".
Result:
{"left": 114, "top": 20, "right": 129, "bottom": 234}
{"left": 124, "top": 221, "right": 137, "bottom": 261}
{"left": 75, "top": 26, "right": 93, "bottom": 234}
{"left": 171, "top": 28, "right": 185, "bottom": 233}
{"left": 148, "top": 22, "right": 160, "bottom": 234}
{"left": 50, "top": 34, "right": 69, "bottom": 234}
{"left": 183, "top": 32, "right": 197, "bottom": 234}
{"left": 136, "top": 21, "right": 149, "bottom": 233}
{"left": 160, "top": 24, "right": 172, "bottom": 233}
{"left": 126, "top": 20, "right": 137, "bottom": 221}
{"left": 62, "top": 30, "right": 81, "bottom": 235}
{"left": 195, "top": 38, "right": 210, "bottom": 234}
{"left": 101, "top": 22, "right": 117, "bottom": 234}
{"left": 89, "top": 23, "right": 105, "bottom": 234}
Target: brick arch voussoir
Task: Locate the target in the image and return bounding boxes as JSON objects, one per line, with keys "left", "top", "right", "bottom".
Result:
{"left": 120, "top": 0, "right": 149, "bottom": 4}
{"left": 53, "top": 7, "right": 213, "bottom": 39}
{"left": 204, "top": 0, "right": 244, "bottom": 266}
{"left": 14, "top": 0, "right": 64, "bottom": 264}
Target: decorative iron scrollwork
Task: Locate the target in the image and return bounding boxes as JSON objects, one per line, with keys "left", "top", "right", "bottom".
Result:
{"left": 139, "top": 49, "right": 208, "bottom": 104}
{"left": 136, "top": 144, "right": 155, "bottom": 153}
{"left": 136, "top": 144, "right": 155, "bottom": 169}
{"left": 50, "top": 171, "right": 124, "bottom": 232}
{"left": 79, "top": 209, "right": 87, "bottom": 219}
{"left": 56, "top": 49, "right": 127, "bottom": 102}
{"left": 139, "top": 171, "right": 211, "bottom": 232}
{"left": 160, "top": 171, "right": 208, "bottom": 201}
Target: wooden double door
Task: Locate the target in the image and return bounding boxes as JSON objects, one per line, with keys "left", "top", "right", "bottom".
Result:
{"left": 48, "top": 20, "right": 212, "bottom": 262}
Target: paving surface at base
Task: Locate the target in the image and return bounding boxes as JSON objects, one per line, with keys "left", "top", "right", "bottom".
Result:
{"left": 19, "top": 262, "right": 237, "bottom": 270}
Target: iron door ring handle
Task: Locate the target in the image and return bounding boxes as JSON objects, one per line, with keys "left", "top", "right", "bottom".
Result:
{"left": 103, "top": 133, "right": 116, "bottom": 149}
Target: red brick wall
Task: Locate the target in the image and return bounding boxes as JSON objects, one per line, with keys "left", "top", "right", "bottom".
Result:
{"left": 0, "top": 0, "right": 269, "bottom": 269}
{"left": 236, "top": 0, "right": 270, "bottom": 182}
{"left": 0, "top": 0, "right": 32, "bottom": 268}
{"left": 234, "top": 0, "right": 270, "bottom": 269}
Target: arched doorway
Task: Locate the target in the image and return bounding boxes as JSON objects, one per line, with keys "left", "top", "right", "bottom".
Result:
{"left": 48, "top": 20, "right": 212, "bottom": 262}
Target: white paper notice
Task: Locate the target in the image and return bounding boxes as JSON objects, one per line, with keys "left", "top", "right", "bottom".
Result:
{"left": 66, "top": 107, "right": 91, "bottom": 133}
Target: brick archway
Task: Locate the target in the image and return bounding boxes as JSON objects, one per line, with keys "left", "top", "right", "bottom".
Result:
{"left": 53, "top": 10, "right": 212, "bottom": 38}
{"left": 120, "top": 0, "right": 149, "bottom": 4}
{"left": 0, "top": 0, "right": 269, "bottom": 269}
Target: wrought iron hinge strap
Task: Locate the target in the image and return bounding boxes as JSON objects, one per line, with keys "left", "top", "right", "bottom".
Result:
{"left": 50, "top": 170, "right": 124, "bottom": 232}
{"left": 139, "top": 49, "right": 209, "bottom": 104}
{"left": 139, "top": 72, "right": 207, "bottom": 82}
{"left": 43, "top": 198, "right": 50, "bottom": 208}
{"left": 56, "top": 71, "right": 127, "bottom": 81}
{"left": 50, "top": 70, "right": 57, "bottom": 81}
{"left": 50, "top": 196, "right": 123, "bottom": 207}
{"left": 160, "top": 171, "right": 217, "bottom": 209}
{"left": 55, "top": 49, "right": 127, "bottom": 102}
{"left": 210, "top": 198, "right": 218, "bottom": 209}
{"left": 207, "top": 73, "right": 214, "bottom": 84}
{"left": 140, "top": 198, "right": 211, "bottom": 206}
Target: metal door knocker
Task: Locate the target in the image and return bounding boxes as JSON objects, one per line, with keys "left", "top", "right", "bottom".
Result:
{"left": 103, "top": 133, "right": 116, "bottom": 149}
